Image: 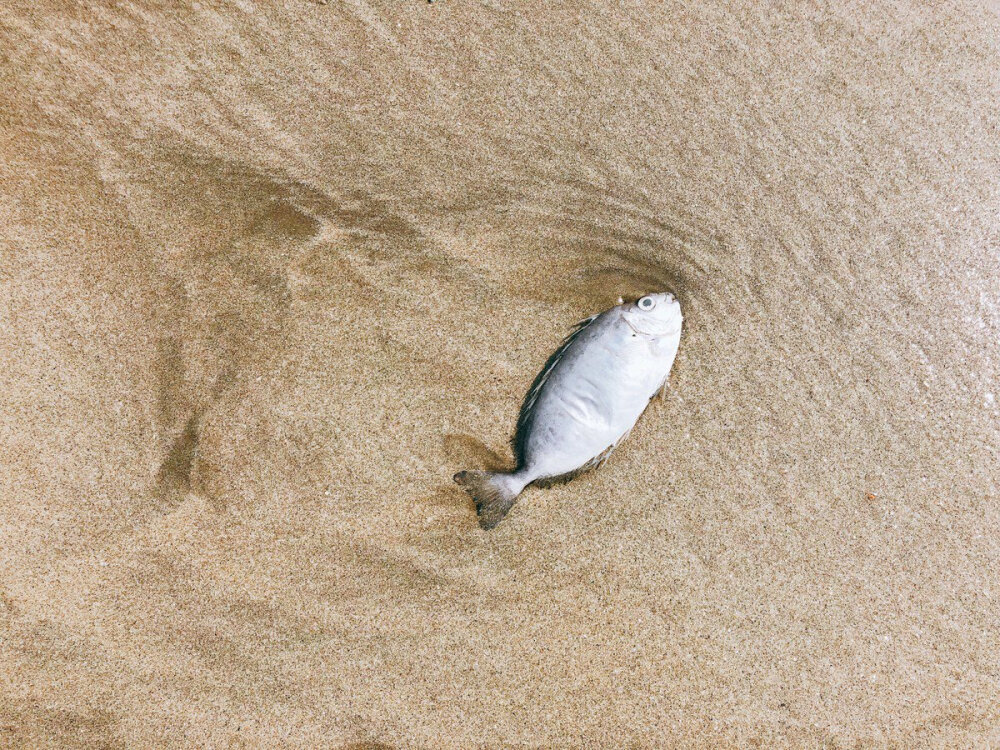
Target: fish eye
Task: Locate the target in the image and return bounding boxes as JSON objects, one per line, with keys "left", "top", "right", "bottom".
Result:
{"left": 638, "top": 296, "right": 655, "bottom": 311}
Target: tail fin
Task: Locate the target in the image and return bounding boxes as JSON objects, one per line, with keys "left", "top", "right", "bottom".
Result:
{"left": 454, "top": 470, "right": 525, "bottom": 529}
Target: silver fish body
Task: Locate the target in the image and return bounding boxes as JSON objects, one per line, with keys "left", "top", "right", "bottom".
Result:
{"left": 456, "top": 292, "right": 683, "bottom": 528}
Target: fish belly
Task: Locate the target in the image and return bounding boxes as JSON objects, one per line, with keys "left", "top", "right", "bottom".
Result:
{"left": 522, "top": 354, "right": 655, "bottom": 482}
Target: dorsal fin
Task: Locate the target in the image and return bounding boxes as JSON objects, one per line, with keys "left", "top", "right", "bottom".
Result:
{"left": 511, "top": 313, "right": 599, "bottom": 464}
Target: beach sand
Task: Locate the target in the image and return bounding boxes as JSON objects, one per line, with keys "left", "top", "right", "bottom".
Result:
{"left": 1, "top": 1, "right": 999, "bottom": 746}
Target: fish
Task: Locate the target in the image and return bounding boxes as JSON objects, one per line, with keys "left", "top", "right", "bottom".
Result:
{"left": 455, "top": 292, "right": 683, "bottom": 529}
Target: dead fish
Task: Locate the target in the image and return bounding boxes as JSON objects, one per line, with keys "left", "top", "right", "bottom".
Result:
{"left": 455, "top": 292, "right": 683, "bottom": 529}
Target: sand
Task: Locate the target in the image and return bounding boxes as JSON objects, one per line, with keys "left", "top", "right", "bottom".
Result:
{"left": 1, "top": 0, "right": 999, "bottom": 747}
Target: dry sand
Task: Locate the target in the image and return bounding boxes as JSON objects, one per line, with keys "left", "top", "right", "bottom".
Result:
{"left": 2, "top": 1, "right": 999, "bottom": 747}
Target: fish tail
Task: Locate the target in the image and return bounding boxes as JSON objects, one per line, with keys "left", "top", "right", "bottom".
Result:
{"left": 453, "top": 470, "right": 526, "bottom": 529}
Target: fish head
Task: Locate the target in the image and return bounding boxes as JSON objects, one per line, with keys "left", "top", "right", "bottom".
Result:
{"left": 621, "top": 292, "right": 683, "bottom": 337}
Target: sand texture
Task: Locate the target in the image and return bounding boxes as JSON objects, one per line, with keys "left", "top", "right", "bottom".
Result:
{"left": 2, "top": 1, "right": 999, "bottom": 747}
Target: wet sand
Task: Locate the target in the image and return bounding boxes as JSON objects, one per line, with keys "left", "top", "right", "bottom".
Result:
{"left": 1, "top": 1, "right": 999, "bottom": 746}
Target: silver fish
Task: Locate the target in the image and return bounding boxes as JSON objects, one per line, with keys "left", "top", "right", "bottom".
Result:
{"left": 455, "top": 292, "right": 683, "bottom": 528}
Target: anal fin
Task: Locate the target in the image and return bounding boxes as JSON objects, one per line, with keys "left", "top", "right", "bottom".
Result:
{"left": 533, "top": 436, "right": 625, "bottom": 488}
